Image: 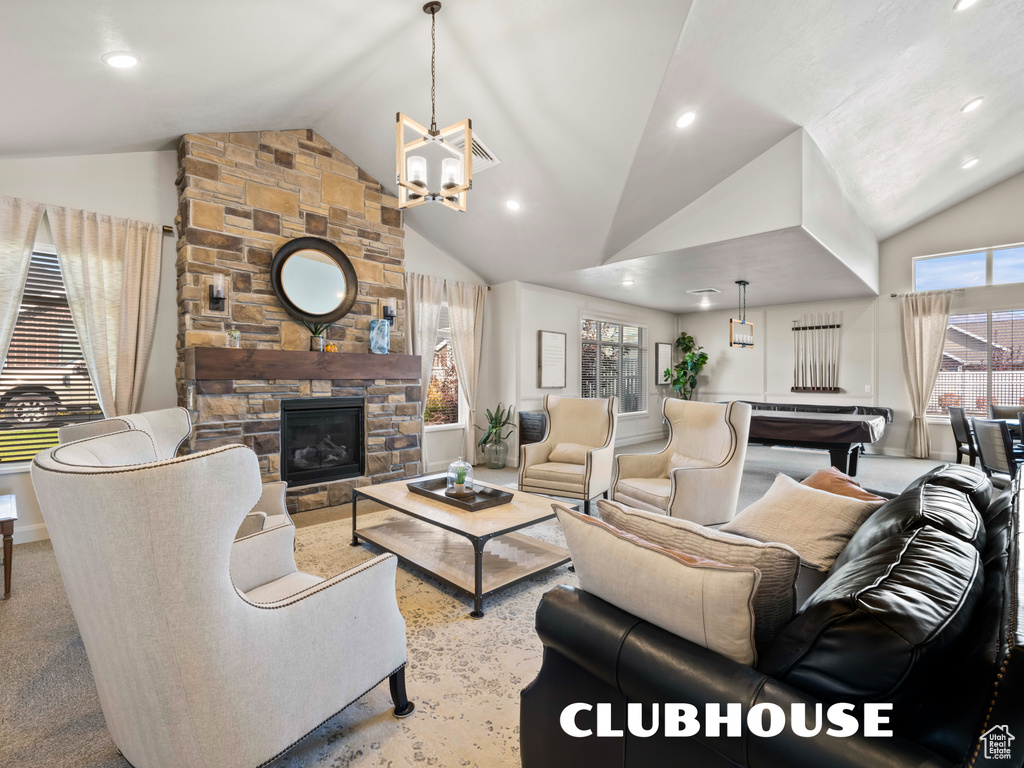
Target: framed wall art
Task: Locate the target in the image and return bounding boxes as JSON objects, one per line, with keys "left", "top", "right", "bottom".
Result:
{"left": 538, "top": 330, "right": 567, "bottom": 388}
{"left": 655, "top": 342, "right": 672, "bottom": 385}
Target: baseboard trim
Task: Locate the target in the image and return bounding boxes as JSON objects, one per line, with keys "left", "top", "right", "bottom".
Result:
{"left": 616, "top": 432, "right": 667, "bottom": 448}
{"left": 13, "top": 522, "right": 49, "bottom": 544}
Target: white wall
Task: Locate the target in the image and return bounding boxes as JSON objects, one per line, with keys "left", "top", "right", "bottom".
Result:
{"left": 0, "top": 150, "right": 179, "bottom": 542}
{"left": 679, "top": 168, "right": 1024, "bottom": 462}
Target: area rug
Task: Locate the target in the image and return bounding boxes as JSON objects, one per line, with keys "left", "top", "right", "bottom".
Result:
{"left": 0, "top": 511, "right": 577, "bottom": 768}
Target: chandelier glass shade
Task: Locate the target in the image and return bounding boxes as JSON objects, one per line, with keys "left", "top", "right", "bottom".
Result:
{"left": 396, "top": 2, "right": 472, "bottom": 212}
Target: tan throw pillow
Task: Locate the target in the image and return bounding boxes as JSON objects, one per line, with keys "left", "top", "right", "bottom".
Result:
{"left": 555, "top": 503, "right": 760, "bottom": 665}
{"left": 721, "top": 474, "right": 885, "bottom": 571}
{"left": 548, "top": 442, "right": 591, "bottom": 464}
{"left": 669, "top": 452, "right": 716, "bottom": 471}
{"left": 597, "top": 499, "right": 799, "bottom": 653}
{"left": 801, "top": 467, "right": 886, "bottom": 502}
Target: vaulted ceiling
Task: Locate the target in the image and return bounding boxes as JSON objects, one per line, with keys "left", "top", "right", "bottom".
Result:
{"left": 2, "top": 0, "right": 1023, "bottom": 307}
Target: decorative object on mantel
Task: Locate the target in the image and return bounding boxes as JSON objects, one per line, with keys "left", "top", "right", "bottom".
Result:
{"left": 729, "top": 280, "right": 754, "bottom": 348}
{"left": 226, "top": 326, "right": 241, "bottom": 347}
{"left": 369, "top": 297, "right": 395, "bottom": 354}
{"left": 667, "top": 331, "right": 708, "bottom": 400}
{"left": 270, "top": 237, "right": 358, "bottom": 324}
{"left": 792, "top": 312, "right": 842, "bottom": 392}
{"left": 303, "top": 321, "right": 333, "bottom": 352}
{"left": 396, "top": 2, "right": 473, "bottom": 213}
{"left": 407, "top": 475, "right": 513, "bottom": 511}
{"left": 538, "top": 330, "right": 567, "bottom": 388}
{"left": 655, "top": 342, "right": 672, "bottom": 385}
{"left": 325, "top": 342, "right": 338, "bottom": 353}
{"left": 477, "top": 402, "right": 516, "bottom": 469}
{"left": 209, "top": 273, "right": 226, "bottom": 312}
{"left": 446, "top": 457, "right": 474, "bottom": 497}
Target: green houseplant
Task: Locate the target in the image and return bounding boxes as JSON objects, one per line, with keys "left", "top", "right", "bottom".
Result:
{"left": 476, "top": 402, "right": 517, "bottom": 469}
{"left": 303, "top": 321, "right": 332, "bottom": 352}
{"left": 665, "top": 331, "right": 708, "bottom": 400}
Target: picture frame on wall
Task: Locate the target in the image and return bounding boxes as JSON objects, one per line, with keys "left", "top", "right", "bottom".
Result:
{"left": 538, "top": 330, "right": 567, "bottom": 388}
{"left": 655, "top": 342, "right": 672, "bottom": 385}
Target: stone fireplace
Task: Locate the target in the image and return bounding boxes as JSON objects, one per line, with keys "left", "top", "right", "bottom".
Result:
{"left": 174, "top": 129, "right": 421, "bottom": 514}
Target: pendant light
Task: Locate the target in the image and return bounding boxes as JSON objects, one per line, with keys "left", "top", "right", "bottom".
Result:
{"left": 396, "top": 2, "right": 473, "bottom": 212}
{"left": 729, "top": 280, "right": 754, "bottom": 348}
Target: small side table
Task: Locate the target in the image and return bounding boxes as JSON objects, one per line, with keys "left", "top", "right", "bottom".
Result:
{"left": 0, "top": 494, "right": 16, "bottom": 599}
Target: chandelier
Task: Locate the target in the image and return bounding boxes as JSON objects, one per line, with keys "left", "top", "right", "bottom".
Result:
{"left": 396, "top": 2, "right": 472, "bottom": 212}
{"left": 729, "top": 280, "right": 755, "bottom": 349}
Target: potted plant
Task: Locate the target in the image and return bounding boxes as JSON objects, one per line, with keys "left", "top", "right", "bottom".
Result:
{"left": 446, "top": 457, "right": 474, "bottom": 497}
{"left": 303, "top": 321, "right": 332, "bottom": 352}
{"left": 476, "top": 403, "right": 517, "bottom": 469}
{"left": 665, "top": 331, "right": 709, "bottom": 400}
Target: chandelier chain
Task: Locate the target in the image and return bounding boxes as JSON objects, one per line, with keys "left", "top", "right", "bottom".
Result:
{"left": 430, "top": 9, "right": 437, "bottom": 134}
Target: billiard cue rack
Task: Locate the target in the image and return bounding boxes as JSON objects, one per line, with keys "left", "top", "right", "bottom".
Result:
{"left": 792, "top": 312, "right": 841, "bottom": 393}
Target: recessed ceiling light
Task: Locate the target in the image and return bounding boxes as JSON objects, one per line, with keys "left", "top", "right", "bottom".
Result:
{"left": 505, "top": 199, "right": 521, "bottom": 211}
{"left": 622, "top": 278, "right": 634, "bottom": 286}
{"left": 700, "top": 296, "right": 711, "bottom": 308}
{"left": 102, "top": 51, "right": 139, "bottom": 68}
{"left": 953, "top": 0, "right": 979, "bottom": 10}
{"left": 675, "top": 110, "right": 697, "bottom": 129}
{"left": 962, "top": 157, "right": 980, "bottom": 169}
{"left": 961, "top": 97, "right": 985, "bottom": 113}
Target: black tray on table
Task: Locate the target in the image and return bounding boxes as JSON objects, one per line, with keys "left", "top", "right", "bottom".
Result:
{"left": 407, "top": 476, "right": 514, "bottom": 512}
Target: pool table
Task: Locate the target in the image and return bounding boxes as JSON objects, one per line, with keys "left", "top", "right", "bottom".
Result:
{"left": 740, "top": 402, "right": 894, "bottom": 476}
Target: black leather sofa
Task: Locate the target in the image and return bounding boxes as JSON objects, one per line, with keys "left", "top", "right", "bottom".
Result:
{"left": 521, "top": 466, "right": 1022, "bottom": 767}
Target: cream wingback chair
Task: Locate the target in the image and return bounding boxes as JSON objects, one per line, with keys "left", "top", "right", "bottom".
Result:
{"left": 612, "top": 399, "right": 751, "bottom": 525}
{"left": 31, "top": 431, "right": 412, "bottom": 768}
{"left": 58, "top": 407, "right": 291, "bottom": 536}
{"left": 519, "top": 395, "right": 618, "bottom": 515}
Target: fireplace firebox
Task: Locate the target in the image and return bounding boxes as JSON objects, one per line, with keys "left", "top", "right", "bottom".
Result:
{"left": 280, "top": 397, "right": 365, "bottom": 487}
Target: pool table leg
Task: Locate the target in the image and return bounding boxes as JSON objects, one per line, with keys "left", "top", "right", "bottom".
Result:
{"left": 828, "top": 445, "right": 861, "bottom": 476}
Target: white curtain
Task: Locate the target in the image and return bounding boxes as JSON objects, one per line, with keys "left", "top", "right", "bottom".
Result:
{"left": 448, "top": 280, "right": 487, "bottom": 462}
{"left": 899, "top": 291, "right": 952, "bottom": 459}
{"left": 406, "top": 273, "right": 445, "bottom": 470}
{"left": 0, "top": 197, "right": 45, "bottom": 365}
{"left": 47, "top": 206, "right": 162, "bottom": 417}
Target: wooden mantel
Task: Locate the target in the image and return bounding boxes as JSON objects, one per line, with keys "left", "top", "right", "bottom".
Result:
{"left": 184, "top": 347, "right": 421, "bottom": 381}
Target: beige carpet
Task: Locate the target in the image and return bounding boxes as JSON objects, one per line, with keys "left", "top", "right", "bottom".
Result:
{"left": 0, "top": 508, "right": 577, "bottom": 768}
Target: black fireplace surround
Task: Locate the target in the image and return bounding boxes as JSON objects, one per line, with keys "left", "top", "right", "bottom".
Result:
{"left": 280, "top": 397, "right": 365, "bottom": 487}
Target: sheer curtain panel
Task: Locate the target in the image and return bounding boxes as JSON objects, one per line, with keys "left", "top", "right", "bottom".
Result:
{"left": 447, "top": 281, "right": 487, "bottom": 462}
{"left": 0, "top": 197, "right": 45, "bottom": 365}
{"left": 899, "top": 291, "right": 953, "bottom": 458}
{"left": 47, "top": 206, "right": 162, "bottom": 417}
{"left": 406, "top": 273, "right": 445, "bottom": 470}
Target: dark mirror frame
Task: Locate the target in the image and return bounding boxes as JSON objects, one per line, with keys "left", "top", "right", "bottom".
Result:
{"left": 270, "top": 237, "right": 359, "bottom": 324}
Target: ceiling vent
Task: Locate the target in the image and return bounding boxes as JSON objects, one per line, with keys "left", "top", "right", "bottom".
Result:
{"left": 450, "top": 132, "right": 502, "bottom": 173}
{"left": 685, "top": 287, "right": 721, "bottom": 295}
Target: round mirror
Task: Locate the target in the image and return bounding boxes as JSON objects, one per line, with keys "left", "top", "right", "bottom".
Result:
{"left": 270, "top": 237, "right": 358, "bottom": 323}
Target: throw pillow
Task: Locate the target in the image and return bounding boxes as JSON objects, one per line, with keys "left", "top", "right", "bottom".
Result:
{"left": 669, "top": 452, "right": 716, "bottom": 471}
{"left": 555, "top": 503, "right": 760, "bottom": 665}
{"left": 721, "top": 474, "right": 885, "bottom": 571}
{"left": 598, "top": 499, "right": 799, "bottom": 653}
{"left": 548, "top": 442, "right": 591, "bottom": 465}
{"left": 800, "top": 467, "right": 886, "bottom": 502}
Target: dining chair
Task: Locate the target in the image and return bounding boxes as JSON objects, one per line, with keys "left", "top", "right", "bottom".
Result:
{"left": 972, "top": 418, "right": 1024, "bottom": 482}
{"left": 947, "top": 406, "right": 978, "bottom": 467}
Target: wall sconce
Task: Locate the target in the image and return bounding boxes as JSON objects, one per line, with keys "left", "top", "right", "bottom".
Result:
{"left": 209, "top": 273, "right": 226, "bottom": 312}
{"left": 382, "top": 297, "right": 397, "bottom": 326}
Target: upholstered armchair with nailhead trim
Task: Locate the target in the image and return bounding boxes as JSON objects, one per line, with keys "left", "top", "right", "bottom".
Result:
{"left": 59, "top": 407, "right": 291, "bottom": 537}
{"left": 612, "top": 399, "right": 751, "bottom": 525}
{"left": 32, "top": 431, "right": 413, "bottom": 768}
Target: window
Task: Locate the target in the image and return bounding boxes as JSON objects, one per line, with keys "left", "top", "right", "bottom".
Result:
{"left": 423, "top": 302, "right": 460, "bottom": 426}
{"left": 581, "top": 318, "right": 647, "bottom": 414}
{"left": 928, "top": 310, "right": 1024, "bottom": 417}
{"left": 914, "top": 243, "right": 1024, "bottom": 291}
{"left": 0, "top": 251, "right": 102, "bottom": 462}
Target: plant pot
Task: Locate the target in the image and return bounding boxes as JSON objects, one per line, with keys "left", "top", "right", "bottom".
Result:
{"left": 310, "top": 335, "right": 326, "bottom": 352}
{"left": 483, "top": 439, "right": 508, "bottom": 470}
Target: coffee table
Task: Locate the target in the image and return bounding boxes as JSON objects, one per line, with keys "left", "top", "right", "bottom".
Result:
{"left": 351, "top": 476, "right": 572, "bottom": 618}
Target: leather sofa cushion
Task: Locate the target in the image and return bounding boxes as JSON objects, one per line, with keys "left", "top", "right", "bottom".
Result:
{"left": 906, "top": 463, "right": 993, "bottom": 517}
{"left": 525, "top": 462, "right": 586, "bottom": 485}
{"left": 615, "top": 477, "right": 671, "bottom": 508}
{"left": 555, "top": 504, "right": 760, "bottom": 665}
{"left": 832, "top": 484, "right": 986, "bottom": 572}
{"left": 598, "top": 499, "right": 800, "bottom": 654}
{"left": 760, "top": 526, "right": 983, "bottom": 703}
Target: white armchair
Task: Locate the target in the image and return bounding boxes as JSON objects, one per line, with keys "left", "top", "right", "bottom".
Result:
{"left": 612, "top": 399, "right": 751, "bottom": 525}
{"left": 518, "top": 395, "right": 618, "bottom": 515}
{"left": 31, "top": 430, "right": 412, "bottom": 768}
{"left": 58, "top": 407, "right": 291, "bottom": 536}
